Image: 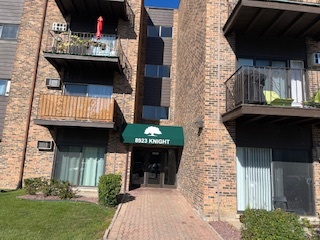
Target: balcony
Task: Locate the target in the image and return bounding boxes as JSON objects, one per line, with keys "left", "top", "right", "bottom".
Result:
{"left": 224, "top": 0, "right": 320, "bottom": 40}
{"left": 34, "top": 94, "right": 115, "bottom": 129}
{"left": 44, "top": 31, "right": 132, "bottom": 81}
{"left": 55, "top": 0, "right": 134, "bottom": 27}
{"left": 222, "top": 66, "right": 320, "bottom": 124}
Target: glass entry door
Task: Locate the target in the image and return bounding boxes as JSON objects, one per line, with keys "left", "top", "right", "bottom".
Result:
{"left": 130, "top": 148, "right": 178, "bottom": 188}
{"left": 146, "top": 151, "right": 162, "bottom": 186}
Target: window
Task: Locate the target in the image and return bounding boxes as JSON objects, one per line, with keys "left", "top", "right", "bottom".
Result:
{"left": 143, "top": 105, "right": 169, "bottom": 120}
{"left": 238, "top": 58, "right": 288, "bottom": 68}
{"left": 160, "top": 27, "right": 172, "bottom": 37}
{"left": 147, "top": 25, "right": 172, "bottom": 38}
{"left": 64, "top": 83, "right": 113, "bottom": 98}
{"left": 237, "top": 147, "right": 314, "bottom": 215}
{"left": 54, "top": 146, "right": 105, "bottom": 186}
{"left": 145, "top": 65, "right": 171, "bottom": 78}
{"left": 0, "top": 24, "right": 19, "bottom": 39}
{"left": 0, "top": 79, "right": 10, "bottom": 96}
{"left": 147, "top": 26, "right": 160, "bottom": 37}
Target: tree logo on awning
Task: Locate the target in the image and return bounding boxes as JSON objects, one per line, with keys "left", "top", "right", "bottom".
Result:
{"left": 144, "top": 126, "right": 162, "bottom": 137}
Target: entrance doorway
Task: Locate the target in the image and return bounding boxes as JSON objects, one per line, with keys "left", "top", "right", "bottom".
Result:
{"left": 130, "top": 148, "right": 179, "bottom": 189}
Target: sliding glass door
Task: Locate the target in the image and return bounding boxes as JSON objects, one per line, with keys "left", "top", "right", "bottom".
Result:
{"left": 237, "top": 147, "right": 314, "bottom": 215}
{"left": 54, "top": 146, "right": 105, "bottom": 186}
{"left": 290, "top": 60, "right": 305, "bottom": 107}
{"left": 272, "top": 149, "right": 314, "bottom": 215}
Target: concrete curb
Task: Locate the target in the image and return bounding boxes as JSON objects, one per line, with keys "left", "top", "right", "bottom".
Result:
{"left": 102, "top": 193, "right": 127, "bottom": 240}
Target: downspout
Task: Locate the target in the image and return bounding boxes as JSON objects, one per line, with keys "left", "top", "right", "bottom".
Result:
{"left": 123, "top": 145, "right": 129, "bottom": 193}
{"left": 217, "top": 0, "right": 222, "bottom": 221}
{"left": 17, "top": 0, "right": 49, "bottom": 189}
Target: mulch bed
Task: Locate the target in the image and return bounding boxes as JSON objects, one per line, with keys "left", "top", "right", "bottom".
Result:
{"left": 210, "top": 221, "right": 241, "bottom": 240}
{"left": 17, "top": 194, "right": 98, "bottom": 204}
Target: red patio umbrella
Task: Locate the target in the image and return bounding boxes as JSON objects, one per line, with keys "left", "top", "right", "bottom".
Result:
{"left": 96, "top": 16, "right": 103, "bottom": 40}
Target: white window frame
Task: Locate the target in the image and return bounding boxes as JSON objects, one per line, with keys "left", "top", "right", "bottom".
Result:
{"left": 0, "top": 79, "right": 10, "bottom": 96}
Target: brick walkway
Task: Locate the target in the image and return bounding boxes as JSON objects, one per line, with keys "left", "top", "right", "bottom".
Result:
{"left": 105, "top": 188, "right": 222, "bottom": 240}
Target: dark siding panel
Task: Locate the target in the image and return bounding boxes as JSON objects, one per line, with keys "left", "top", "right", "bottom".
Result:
{"left": 56, "top": 128, "right": 109, "bottom": 146}
{"left": 161, "top": 78, "right": 171, "bottom": 106}
{"left": 70, "top": 17, "right": 117, "bottom": 34}
{"left": 64, "top": 71, "right": 113, "bottom": 85}
{"left": 146, "top": 8, "right": 174, "bottom": 26}
{"left": 143, "top": 77, "right": 171, "bottom": 107}
{"left": 144, "top": 8, "right": 173, "bottom": 108}
{"left": 0, "top": 96, "right": 8, "bottom": 139}
{"left": 146, "top": 38, "right": 172, "bottom": 65}
{"left": 143, "top": 77, "right": 161, "bottom": 106}
{"left": 236, "top": 35, "right": 306, "bottom": 60}
{"left": 236, "top": 121, "right": 312, "bottom": 149}
{"left": 0, "top": 41, "right": 18, "bottom": 79}
{"left": 0, "top": 0, "right": 24, "bottom": 24}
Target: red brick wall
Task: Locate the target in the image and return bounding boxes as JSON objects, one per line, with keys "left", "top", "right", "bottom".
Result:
{"left": 175, "top": 0, "right": 237, "bottom": 220}
{"left": 0, "top": 0, "right": 144, "bottom": 189}
{"left": 0, "top": 0, "right": 58, "bottom": 189}
{"left": 175, "top": 0, "right": 207, "bottom": 216}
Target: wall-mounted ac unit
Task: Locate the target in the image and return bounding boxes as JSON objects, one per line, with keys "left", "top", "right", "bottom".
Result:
{"left": 312, "top": 53, "right": 320, "bottom": 66}
{"left": 52, "top": 23, "right": 67, "bottom": 32}
{"left": 46, "top": 78, "right": 61, "bottom": 88}
{"left": 37, "top": 141, "right": 54, "bottom": 151}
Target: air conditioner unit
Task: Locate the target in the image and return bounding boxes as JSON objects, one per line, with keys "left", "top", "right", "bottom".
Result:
{"left": 52, "top": 23, "right": 67, "bottom": 32}
{"left": 37, "top": 141, "right": 54, "bottom": 151}
{"left": 312, "top": 53, "right": 320, "bottom": 66}
{"left": 46, "top": 78, "right": 61, "bottom": 88}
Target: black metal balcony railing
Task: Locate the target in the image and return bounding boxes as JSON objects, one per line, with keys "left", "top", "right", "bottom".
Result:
{"left": 125, "top": 0, "right": 135, "bottom": 28}
{"left": 44, "top": 31, "right": 132, "bottom": 81}
{"left": 225, "top": 66, "right": 316, "bottom": 112}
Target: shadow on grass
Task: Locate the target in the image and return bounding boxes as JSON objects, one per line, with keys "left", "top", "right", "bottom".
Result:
{"left": 0, "top": 189, "right": 16, "bottom": 193}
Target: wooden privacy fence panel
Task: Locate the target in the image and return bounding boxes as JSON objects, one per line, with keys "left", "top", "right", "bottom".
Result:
{"left": 38, "top": 94, "right": 114, "bottom": 122}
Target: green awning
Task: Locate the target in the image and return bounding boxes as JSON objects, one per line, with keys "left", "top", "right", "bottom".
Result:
{"left": 121, "top": 124, "right": 184, "bottom": 146}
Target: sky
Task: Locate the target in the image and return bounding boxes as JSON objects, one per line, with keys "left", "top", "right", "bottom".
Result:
{"left": 144, "top": 0, "right": 180, "bottom": 9}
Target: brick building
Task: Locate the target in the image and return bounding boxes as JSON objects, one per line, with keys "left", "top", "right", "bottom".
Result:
{"left": 0, "top": 0, "right": 146, "bottom": 190}
{"left": 0, "top": 1, "right": 184, "bottom": 194}
{"left": 2, "top": 0, "right": 320, "bottom": 223}
{"left": 175, "top": 0, "right": 320, "bottom": 221}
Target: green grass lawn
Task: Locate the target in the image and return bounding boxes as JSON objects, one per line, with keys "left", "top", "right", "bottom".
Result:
{"left": 0, "top": 190, "right": 116, "bottom": 240}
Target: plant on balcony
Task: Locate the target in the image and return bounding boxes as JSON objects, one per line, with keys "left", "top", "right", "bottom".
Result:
{"left": 304, "top": 90, "right": 320, "bottom": 108}
{"left": 55, "top": 34, "right": 91, "bottom": 54}
{"left": 263, "top": 90, "right": 294, "bottom": 106}
{"left": 90, "top": 41, "right": 110, "bottom": 50}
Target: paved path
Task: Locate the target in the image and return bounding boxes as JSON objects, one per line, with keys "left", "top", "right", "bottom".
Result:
{"left": 106, "top": 188, "right": 222, "bottom": 240}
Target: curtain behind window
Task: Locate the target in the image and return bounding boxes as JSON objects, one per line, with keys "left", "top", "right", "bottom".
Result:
{"left": 79, "top": 147, "right": 105, "bottom": 186}
{"left": 54, "top": 146, "right": 81, "bottom": 185}
{"left": 237, "top": 147, "right": 272, "bottom": 211}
